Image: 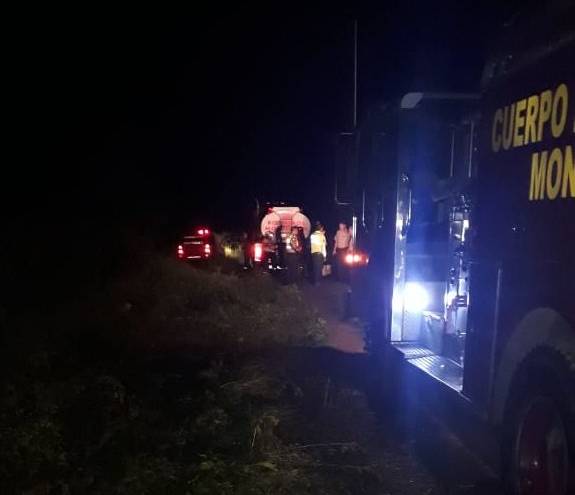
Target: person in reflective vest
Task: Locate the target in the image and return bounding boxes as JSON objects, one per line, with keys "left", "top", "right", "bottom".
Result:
{"left": 310, "top": 223, "right": 327, "bottom": 285}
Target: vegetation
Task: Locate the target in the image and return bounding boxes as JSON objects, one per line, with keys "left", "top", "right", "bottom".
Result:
{"left": 110, "top": 257, "right": 326, "bottom": 352}
{"left": 0, "top": 257, "right": 328, "bottom": 494}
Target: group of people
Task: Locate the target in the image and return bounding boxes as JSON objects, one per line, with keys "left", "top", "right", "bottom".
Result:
{"left": 284, "top": 222, "right": 352, "bottom": 285}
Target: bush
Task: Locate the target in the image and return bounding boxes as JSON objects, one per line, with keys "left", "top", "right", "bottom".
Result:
{"left": 0, "top": 255, "right": 326, "bottom": 493}
{"left": 110, "top": 257, "right": 326, "bottom": 352}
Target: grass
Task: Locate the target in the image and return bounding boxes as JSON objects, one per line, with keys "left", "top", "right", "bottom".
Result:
{"left": 112, "top": 257, "right": 326, "bottom": 351}
{"left": 0, "top": 256, "right": 328, "bottom": 494}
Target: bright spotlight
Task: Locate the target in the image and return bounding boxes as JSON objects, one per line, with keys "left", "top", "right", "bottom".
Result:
{"left": 404, "top": 282, "right": 430, "bottom": 312}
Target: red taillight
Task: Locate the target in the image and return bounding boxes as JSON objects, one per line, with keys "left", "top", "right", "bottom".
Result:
{"left": 177, "top": 244, "right": 184, "bottom": 258}
{"left": 345, "top": 251, "right": 369, "bottom": 266}
{"left": 254, "top": 243, "right": 262, "bottom": 262}
{"left": 197, "top": 228, "right": 210, "bottom": 236}
{"left": 204, "top": 243, "right": 211, "bottom": 257}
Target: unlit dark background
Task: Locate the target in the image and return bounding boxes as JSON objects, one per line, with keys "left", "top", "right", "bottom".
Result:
{"left": 4, "top": 1, "right": 527, "bottom": 304}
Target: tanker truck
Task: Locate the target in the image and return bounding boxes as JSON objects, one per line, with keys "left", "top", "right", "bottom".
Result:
{"left": 249, "top": 204, "right": 311, "bottom": 272}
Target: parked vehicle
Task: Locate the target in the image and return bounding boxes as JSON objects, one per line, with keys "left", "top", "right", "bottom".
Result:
{"left": 337, "top": 4, "right": 574, "bottom": 493}
{"left": 177, "top": 227, "right": 214, "bottom": 262}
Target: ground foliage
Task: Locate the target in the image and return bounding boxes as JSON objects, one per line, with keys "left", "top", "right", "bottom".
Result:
{"left": 0, "top": 257, "right": 443, "bottom": 494}
{"left": 0, "top": 258, "right": 331, "bottom": 494}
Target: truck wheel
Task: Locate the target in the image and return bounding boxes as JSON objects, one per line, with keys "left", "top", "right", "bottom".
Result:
{"left": 504, "top": 351, "right": 574, "bottom": 495}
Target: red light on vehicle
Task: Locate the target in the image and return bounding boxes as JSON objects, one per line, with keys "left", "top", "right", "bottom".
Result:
{"left": 204, "top": 243, "right": 211, "bottom": 256}
{"left": 177, "top": 244, "right": 184, "bottom": 258}
{"left": 198, "top": 229, "right": 204, "bottom": 235}
{"left": 345, "top": 252, "right": 369, "bottom": 266}
{"left": 254, "top": 243, "right": 262, "bottom": 262}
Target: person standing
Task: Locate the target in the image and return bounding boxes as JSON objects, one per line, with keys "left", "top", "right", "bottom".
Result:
{"left": 275, "top": 224, "right": 284, "bottom": 269}
{"left": 310, "top": 223, "right": 327, "bottom": 285}
{"left": 285, "top": 226, "right": 303, "bottom": 283}
{"left": 297, "top": 226, "right": 308, "bottom": 279}
{"left": 333, "top": 222, "right": 352, "bottom": 282}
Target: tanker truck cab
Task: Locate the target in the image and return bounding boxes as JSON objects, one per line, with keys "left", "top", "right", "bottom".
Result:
{"left": 377, "top": 8, "right": 574, "bottom": 493}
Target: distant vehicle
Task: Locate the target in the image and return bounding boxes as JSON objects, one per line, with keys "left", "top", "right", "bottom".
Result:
{"left": 221, "top": 232, "right": 244, "bottom": 262}
{"left": 177, "top": 228, "right": 214, "bottom": 261}
{"left": 251, "top": 205, "right": 310, "bottom": 270}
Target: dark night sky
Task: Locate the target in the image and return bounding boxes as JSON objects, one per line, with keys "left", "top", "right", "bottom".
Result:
{"left": 2, "top": 0, "right": 535, "bottom": 305}
{"left": 12, "top": 1, "right": 526, "bottom": 240}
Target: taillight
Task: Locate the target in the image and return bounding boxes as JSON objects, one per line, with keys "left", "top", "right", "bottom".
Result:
{"left": 177, "top": 244, "right": 184, "bottom": 258}
{"left": 204, "top": 243, "right": 211, "bottom": 257}
{"left": 254, "top": 243, "right": 262, "bottom": 262}
{"left": 344, "top": 251, "right": 369, "bottom": 266}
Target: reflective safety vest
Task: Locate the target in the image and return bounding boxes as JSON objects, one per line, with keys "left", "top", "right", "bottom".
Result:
{"left": 310, "top": 230, "right": 326, "bottom": 257}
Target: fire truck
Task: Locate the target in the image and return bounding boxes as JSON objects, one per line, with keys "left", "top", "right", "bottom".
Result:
{"left": 341, "top": 4, "right": 574, "bottom": 493}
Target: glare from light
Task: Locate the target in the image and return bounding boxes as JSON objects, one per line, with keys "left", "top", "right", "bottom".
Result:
{"left": 462, "top": 219, "right": 469, "bottom": 242}
{"left": 404, "top": 282, "right": 430, "bottom": 312}
{"left": 254, "top": 243, "right": 263, "bottom": 262}
{"left": 345, "top": 253, "right": 354, "bottom": 264}
{"left": 392, "top": 291, "right": 404, "bottom": 313}
{"left": 444, "top": 289, "right": 457, "bottom": 307}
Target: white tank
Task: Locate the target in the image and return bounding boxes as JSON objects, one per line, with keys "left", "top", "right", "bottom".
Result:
{"left": 260, "top": 207, "right": 311, "bottom": 238}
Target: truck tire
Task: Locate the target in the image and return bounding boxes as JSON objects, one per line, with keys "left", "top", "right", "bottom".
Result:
{"left": 503, "top": 349, "right": 575, "bottom": 495}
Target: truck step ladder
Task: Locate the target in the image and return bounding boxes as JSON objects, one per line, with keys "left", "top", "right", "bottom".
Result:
{"left": 392, "top": 342, "right": 464, "bottom": 392}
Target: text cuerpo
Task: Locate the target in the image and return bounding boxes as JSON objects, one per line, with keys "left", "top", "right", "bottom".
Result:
{"left": 490, "top": 83, "right": 574, "bottom": 201}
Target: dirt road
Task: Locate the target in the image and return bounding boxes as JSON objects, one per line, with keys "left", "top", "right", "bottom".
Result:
{"left": 301, "top": 280, "right": 365, "bottom": 353}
